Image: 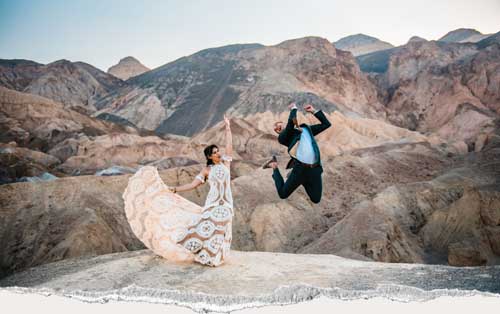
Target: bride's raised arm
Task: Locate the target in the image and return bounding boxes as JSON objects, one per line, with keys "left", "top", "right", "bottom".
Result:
{"left": 223, "top": 114, "right": 233, "bottom": 161}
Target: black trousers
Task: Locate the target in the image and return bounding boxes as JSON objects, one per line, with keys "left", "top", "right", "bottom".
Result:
{"left": 272, "top": 163, "right": 323, "bottom": 204}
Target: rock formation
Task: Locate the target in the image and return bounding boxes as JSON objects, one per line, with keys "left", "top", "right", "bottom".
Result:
{"left": 359, "top": 32, "right": 500, "bottom": 145}
{"left": 0, "top": 87, "right": 127, "bottom": 151}
{"left": 107, "top": 56, "right": 150, "bottom": 80}
{"left": 0, "top": 142, "right": 60, "bottom": 184}
{"left": 53, "top": 133, "right": 193, "bottom": 175}
{"left": 334, "top": 33, "right": 394, "bottom": 56}
{"left": 407, "top": 36, "right": 427, "bottom": 43}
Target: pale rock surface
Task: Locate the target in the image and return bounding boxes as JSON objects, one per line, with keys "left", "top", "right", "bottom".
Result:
{"left": 0, "top": 250, "right": 498, "bottom": 314}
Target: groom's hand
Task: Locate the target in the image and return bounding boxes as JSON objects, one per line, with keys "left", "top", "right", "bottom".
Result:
{"left": 288, "top": 102, "right": 297, "bottom": 110}
{"left": 304, "top": 104, "right": 315, "bottom": 113}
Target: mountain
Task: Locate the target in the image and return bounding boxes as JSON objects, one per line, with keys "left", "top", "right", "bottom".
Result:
{"left": 438, "top": 28, "right": 492, "bottom": 43}
{"left": 95, "top": 38, "right": 385, "bottom": 136}
{"left": 407, "top": 36, "right": 427, "bottom": 43}
{"left": 334, "top": 34, "right": 394, "bottom": 56}
{"left": 356, "top": 33, "right": 500, "bottom": 143}
{"left": 0, "top": 59, "right": 126, "bottom": 113}
{"left": 107, "top": 56, "right": 150, "bottom": 80}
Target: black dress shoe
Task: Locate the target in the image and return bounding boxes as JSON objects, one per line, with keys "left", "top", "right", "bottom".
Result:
{"left": 262, "top": 155, "right": 278, "bottom": 169}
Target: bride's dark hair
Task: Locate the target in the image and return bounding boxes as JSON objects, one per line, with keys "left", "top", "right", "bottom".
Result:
{"left": 204, "top": 144, "right": 218, "bottom": 166}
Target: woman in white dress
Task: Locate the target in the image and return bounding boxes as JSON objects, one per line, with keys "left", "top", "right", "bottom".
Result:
{"left": 122, "top": 115, "right": 233, "bottom": 266}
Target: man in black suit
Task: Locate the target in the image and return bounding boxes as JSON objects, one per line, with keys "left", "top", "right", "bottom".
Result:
{"left": 263, "top": 102, "right": 331, "bottom": 203}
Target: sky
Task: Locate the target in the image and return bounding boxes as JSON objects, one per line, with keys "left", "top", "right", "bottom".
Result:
{"left": 1, "top": 0, "right": 499, "bottom": 71}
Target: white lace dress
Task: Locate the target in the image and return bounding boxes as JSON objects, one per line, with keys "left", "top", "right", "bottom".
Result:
{"left": 122, "top": 159, "right": 233, "bottom": 267}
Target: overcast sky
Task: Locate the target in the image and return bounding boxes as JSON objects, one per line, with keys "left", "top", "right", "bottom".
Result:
{"left": 1, "top": 0, "right": 499, "bottom": 71}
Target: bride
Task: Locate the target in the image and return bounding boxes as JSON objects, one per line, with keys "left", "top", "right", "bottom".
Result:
{"left": 122, "top": 115, "right": 233, "bottom": 266}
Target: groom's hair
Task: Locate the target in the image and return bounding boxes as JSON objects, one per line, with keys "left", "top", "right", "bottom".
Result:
{"left": 274, "top": 121, "right": 284, "bottom": 134}
{"left": 204, "top": 144, "right": 218, "bottom": 166}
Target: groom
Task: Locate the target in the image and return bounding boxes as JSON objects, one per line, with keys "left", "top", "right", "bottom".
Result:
{"left": 263, "top": 102, "right": 331, "bottom": 204}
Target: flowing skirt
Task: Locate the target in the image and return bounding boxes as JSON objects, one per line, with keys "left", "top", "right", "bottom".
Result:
{"left": 122, "top": 166, "right": 231, "bottom": 266}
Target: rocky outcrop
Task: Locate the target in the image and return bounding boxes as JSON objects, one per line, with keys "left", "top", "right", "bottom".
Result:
{"left": 107, "top": 56, "right": 150, "bottom": 80}
{"left": 334, "top": 34, "right": 394, "bottom": 56}
{"left": 0, "top": 87, "right": 130, "bottom": 152}
{"left": 384, "top": 40, "right": 478, "bottom": 87}
{"left": 54, "top": 133, "right": 192, "bottom": 175}
{"left": 462, "top": 44, "right": 500, "bottom": 113}
{"left": 358, "top": 34, "right": 500, "bottom": 144}
{"left": 384, "top": 42, "right": 499, "bottom": 141}
{"left": 301, "top": 167, "right": 500, "bottom": 266}
{"left": 0, "top": 87, "right": 139, "bottom": 182}
{"left": 0, "top": 142, "right": 61, "bottom": 184}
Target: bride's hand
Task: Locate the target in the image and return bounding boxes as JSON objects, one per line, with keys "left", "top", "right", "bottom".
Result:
{"left": 224, "top": 114, "right": 230, "bottom": 129}
{"left": 168, "top": 186, "right": 177, "bottom": 193}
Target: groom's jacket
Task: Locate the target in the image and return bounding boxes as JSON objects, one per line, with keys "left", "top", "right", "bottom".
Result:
{"left": 278, "top": 108, "right": 331, "bottom": 169}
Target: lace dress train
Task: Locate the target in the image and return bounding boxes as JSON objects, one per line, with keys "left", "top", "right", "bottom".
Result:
{"left": 122, "top": 160, "right": 233, "bottom": 266}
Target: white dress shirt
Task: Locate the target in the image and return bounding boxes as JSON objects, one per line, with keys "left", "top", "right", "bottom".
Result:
{"left": 296, "top": 127, "right": 317, "bottom": 164}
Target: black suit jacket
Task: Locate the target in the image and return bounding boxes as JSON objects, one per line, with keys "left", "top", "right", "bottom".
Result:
{"left": 278, "top": 108, "right": 331, "bottom": 169}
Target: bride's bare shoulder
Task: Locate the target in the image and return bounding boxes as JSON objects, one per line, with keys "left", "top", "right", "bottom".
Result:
{"left": 201, "top": 166, "right": 211, "bottom": 176}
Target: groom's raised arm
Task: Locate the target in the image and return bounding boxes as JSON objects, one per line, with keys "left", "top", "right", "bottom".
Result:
{"left": 309, "top": 110, "right": 331, "bottom": 136}
{"left": 278, "top": 105, "right": 298, "bottom": 146}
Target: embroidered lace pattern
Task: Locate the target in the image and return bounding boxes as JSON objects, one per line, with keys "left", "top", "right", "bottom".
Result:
{"left": 122, "top": 159, "right": 233, "bottom": 267}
